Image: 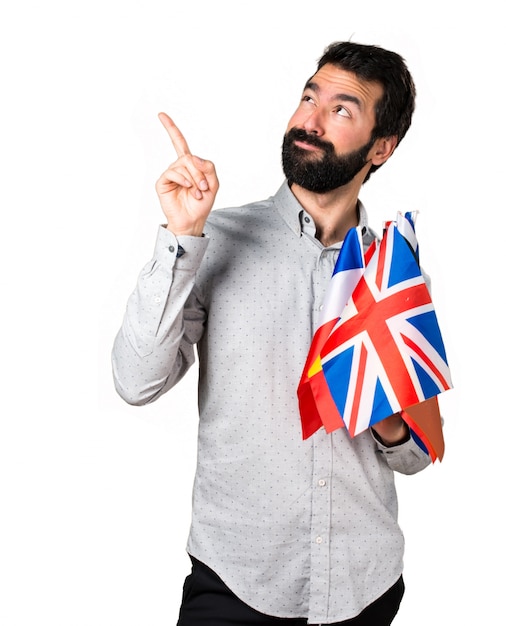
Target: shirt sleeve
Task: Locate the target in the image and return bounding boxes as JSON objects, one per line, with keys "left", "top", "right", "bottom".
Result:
{"left": 370, "top": 430, "right": 432, "bottom": 475}
{"left": 111, "top": 226, "right": 209, "bottom": 406}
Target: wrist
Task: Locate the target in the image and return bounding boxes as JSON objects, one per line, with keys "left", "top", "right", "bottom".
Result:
{"left": 165, "top": 224, "right": 204, "bottom": 237}
{"left": 372, "top": 416, "right": 410, "bottom": 447}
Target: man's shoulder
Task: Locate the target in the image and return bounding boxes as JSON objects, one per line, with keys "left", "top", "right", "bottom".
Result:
{"left": 205, "top": 181, "right": 298, "bottom": 234}
{"left": 204, "top": 191, "right": 283, "bottom": 240}
{"left": 208, "top": 195, "right": 276, "bottom": 222}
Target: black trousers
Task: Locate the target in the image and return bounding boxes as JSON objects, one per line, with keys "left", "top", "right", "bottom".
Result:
{"left": 177, "top": 556, "right": 405, "bottom": 626}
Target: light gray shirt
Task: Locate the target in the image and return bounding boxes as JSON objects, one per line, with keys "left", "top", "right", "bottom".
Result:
{"left": 112, "top": 181, "right": 431, "bottom": 623}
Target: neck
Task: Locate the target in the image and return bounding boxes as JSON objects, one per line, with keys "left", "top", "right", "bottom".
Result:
{"left": 291, "top": 180, "right": 362, "bottom": 247}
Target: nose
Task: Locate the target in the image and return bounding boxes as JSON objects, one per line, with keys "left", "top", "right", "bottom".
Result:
{"left": 302, "top": 108, "right": 324, "bottom": 135}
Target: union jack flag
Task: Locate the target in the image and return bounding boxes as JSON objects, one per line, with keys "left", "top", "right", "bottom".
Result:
{"left": 298, "top": 213, "right": 451, "bottom": 462}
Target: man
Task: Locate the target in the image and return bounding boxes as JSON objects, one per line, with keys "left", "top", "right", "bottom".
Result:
{"left": 112, "top": 41, "right": 433, "bottom": 625}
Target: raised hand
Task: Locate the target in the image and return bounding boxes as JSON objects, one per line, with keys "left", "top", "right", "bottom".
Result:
{"left": 155, "top": 113, "right": 219, "bottom": 237}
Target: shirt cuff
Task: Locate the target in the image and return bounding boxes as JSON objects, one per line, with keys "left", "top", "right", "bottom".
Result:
{"left": 372, "top": 428, "right": 411, "bottom": 451}
{"left": 154, "top": 226, "right": 209, "bottom": 271}
{"left": 371, "top": 428, "right": 427, "bottom": 458}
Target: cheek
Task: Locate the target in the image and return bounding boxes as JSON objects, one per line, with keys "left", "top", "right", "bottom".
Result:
{"left": 335, "top": 127, "right": 369, "bottom": 151}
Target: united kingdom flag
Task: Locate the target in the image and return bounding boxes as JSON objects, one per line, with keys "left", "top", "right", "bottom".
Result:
{"left": 298, "top": 213, "right": 452, "bottom": 462}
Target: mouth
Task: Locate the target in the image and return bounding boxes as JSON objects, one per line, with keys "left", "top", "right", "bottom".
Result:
{"left": 293, "top": 139, "right": 323, "bottom": 152}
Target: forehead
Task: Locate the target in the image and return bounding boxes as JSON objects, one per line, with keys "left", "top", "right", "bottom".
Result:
{"left": 306, "top": 64, "right": 383, "bottom": 110}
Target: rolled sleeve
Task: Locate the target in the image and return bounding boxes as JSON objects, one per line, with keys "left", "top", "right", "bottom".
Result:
{"left": 371, "top": 431, "right": 432, "bottom": 474}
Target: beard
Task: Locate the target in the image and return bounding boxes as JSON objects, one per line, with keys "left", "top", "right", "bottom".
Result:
{"left": 281, "top": 127, "right": 375, "bottom": 193}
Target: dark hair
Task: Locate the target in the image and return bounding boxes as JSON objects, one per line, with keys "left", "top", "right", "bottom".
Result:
{"left": 317, "top": 41, "right": 416, "bottom": 178}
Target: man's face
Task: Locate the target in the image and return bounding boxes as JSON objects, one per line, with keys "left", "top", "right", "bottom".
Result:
{"left": 282, "top": 64, "right": 384, "bottom": 193}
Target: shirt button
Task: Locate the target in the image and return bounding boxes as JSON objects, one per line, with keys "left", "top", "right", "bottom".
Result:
{"left": 318, "top": 479, "right": 326, "bottom": 487}
{"left": 168, "top": 245, "right": 175, "bottom": 253}
{"left": 304, "top": 216, "right": 310, "bottom": 223}
{"left": 315, "top": 536, "right": 323, "bottom": 544}
{"left": 154, "top": 296, "right": 161, "bottom": 303}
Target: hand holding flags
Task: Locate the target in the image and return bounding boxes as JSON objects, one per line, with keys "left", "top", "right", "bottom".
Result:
{"left": 297, "top": 213, "right": 452, "bottom": 462}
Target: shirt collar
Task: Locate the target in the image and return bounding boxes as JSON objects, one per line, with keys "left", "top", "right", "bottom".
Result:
{"left": 273, "top": 180, "right": 374, "bottom": 246}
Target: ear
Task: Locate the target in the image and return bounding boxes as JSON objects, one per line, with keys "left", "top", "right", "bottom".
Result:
{"left": 370, "top": 136, "right": 398, "bottom": 166}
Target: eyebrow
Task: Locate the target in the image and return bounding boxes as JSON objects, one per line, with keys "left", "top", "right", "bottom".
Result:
{"left": 304, "top": 80, "right": 363, "bottom": 110}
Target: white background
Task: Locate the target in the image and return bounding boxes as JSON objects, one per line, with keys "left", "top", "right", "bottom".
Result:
{"left": 1, "top": 1, "right": 504, "bottom": 624}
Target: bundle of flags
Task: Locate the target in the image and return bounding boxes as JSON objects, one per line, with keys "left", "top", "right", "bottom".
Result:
{"left": 297, "top": 212, "right": 451, "bottom": 462}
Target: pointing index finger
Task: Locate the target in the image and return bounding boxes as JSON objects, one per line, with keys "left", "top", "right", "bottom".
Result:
{"left": 158, "top": 112, "right": 192, "bottom": 157}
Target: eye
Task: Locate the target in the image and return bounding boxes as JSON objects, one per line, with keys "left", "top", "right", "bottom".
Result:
{"left": 335, "top": 105, "right": 351, "bottom": 118}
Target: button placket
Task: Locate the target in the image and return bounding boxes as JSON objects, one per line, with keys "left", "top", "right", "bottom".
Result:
{"left": 306, "top": 246, "right": 339, "bottom": 621}
{"left": 308, "top": 430, "right": 333, "bottom": 621}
